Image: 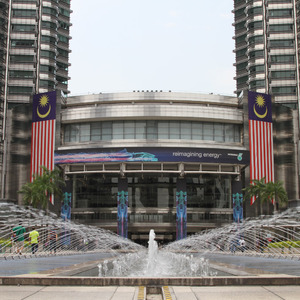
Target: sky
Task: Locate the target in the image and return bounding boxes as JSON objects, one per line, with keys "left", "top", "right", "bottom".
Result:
{"left": 68, "top": 0, "right": 236, "bottom": 96}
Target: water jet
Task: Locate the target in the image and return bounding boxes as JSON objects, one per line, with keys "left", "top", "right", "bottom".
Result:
{"left": 1, "top": 202, "right": 300, "bottom": 284}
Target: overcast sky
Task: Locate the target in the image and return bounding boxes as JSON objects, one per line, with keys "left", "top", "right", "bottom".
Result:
{"left": 68, "top": 0, "right": 236, "bottom": 96}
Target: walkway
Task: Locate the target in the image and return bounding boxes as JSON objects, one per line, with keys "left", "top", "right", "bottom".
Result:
{"left": 1, "top": 285, "right": 300, "bottom": 300}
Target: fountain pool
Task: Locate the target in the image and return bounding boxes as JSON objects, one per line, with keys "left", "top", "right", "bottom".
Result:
{"left": 1, "top": 202, "right": 300, "bottom": 281}
{"left": 97, "top": 229, "right": 217, "bottom": 277}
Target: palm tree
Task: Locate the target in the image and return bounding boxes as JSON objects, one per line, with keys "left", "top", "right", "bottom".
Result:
{"left": 18, "top": 182, "right": 38, "bottom": 207}
{"left": 243, "top": 178, "right": 267, "bottom": 214}
{"left": 19, "top": 166, "right": 65, "bottom": 211}
{"left": 243, "top": 177, "right": 288, "bottom": 214}
{"left": 264, "top": 181, "right": 288, "bottom": 212}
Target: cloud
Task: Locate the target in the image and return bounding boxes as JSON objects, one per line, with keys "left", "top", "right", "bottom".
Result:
{"left": 165, "top": 22, "right": 176, "bottom": 28}
{"left": 169, "top": 10, "right": 179, "bottom": 17}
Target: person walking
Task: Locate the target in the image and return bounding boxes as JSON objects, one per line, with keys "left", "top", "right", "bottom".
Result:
{"left": 29, "top": 227, "right": 39, "bottom": 254}
{"left": 10, "top": 229, "right": 16, "bottom": 253}
{"left": 12, "top": 223, "right": 26, "bottom": 255}
{"left": 48, "top": 228, "right": 58, "bottom": 254}
{"left": 239, "top": 238, "right": 246, "bottom": 252}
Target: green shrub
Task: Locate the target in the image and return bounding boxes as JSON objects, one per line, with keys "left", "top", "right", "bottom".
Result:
{"left": 268, "top": 241, "right": 300, "bottom": 248}
{"left": 0, "top": 239, "right": 31, "bottom": 248}
{"left": 0, "top": 239, "right": 13, "bottom": 248}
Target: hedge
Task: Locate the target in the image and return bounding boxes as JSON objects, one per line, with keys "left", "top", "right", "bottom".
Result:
{"left": 268, "top": 241, "right": 300, "bottom": 248}
{"left": 0, "top": 239, "right": 31, "bottom": 248}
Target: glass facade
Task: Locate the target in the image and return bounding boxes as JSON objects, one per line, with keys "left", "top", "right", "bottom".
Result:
{"left": 72, "top": 174, "right": 233, "bottom": 226}
{"left": 64, "top": 120, "right": 241, "bottom": 143}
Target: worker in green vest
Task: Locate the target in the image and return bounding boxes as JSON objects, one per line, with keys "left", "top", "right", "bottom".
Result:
{"left": 29, "top": 227, "right": 40, "bottom": 254}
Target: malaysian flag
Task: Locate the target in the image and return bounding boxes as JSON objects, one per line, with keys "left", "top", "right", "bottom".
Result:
{"left": 248, "top": 91, "right": 274, "bottom": 205}
{"left": 30, "top": 91, "right": 56, "bottom": 204}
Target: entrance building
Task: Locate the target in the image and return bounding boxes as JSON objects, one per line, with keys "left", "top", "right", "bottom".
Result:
{"left": 5, "top": 90, "right": 298, "bottom": 243}
{"left": 55, "top": 91, "right": 249, "bottom": 244}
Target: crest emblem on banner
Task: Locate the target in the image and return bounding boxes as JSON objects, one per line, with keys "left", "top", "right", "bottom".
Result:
{"left": 32, "top": 91, "right": 56, "bottom": 122}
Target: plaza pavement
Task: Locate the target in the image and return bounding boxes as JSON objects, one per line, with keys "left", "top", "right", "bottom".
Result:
{"left": 1, "top": 285, "right": 300, "bottom": 299}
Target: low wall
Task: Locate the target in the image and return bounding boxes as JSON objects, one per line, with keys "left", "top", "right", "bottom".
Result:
{"left": 1, "top": 276, "right": 300, "bottom": 286}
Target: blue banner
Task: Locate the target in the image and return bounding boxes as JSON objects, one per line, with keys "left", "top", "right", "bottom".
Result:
{"left": 61, "top": 180, "right": 72, "bottom": 245}
{"left": 248, "top": 91, "right": 272, "bottom": 123}
{"left": 32, "top": 91, "right": 56, "bottom": 122}
{"left": 232, "top": 181, "right": 243, "bottom": 223}
{"left": 117, "top": 178, "right": 128, "bottom": 238}
{"left": 176, "top": 178, "right": 187, "bottom": 240}
{"left": 55, "top": 147, "right": 249, "bottom": 165}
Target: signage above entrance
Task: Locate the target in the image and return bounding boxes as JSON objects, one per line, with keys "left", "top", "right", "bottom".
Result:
{"left": 55, "top": 147, "right": 250, "bottom": 165}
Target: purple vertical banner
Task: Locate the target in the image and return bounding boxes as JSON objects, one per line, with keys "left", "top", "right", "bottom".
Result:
{"left": 176, "top": 178, "right": 187, "bottom": 240}
{"left": 232, "top": 181, "right": 243, "bottom": 223}
{"left": 61, "top": 180, "right": 72, "bottom": 246}
{"left": 117, "top": 177, "right": 128, "bottom": 238}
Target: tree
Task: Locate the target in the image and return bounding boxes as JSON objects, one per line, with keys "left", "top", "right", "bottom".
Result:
{"left": 243, "top": 178, "right": 288, "bottom": 214}
{"left": 264, "top": 181, "right": 288, "bottom": 211}
{"left": 18, "top": 166, "right": 65, "bottom": 211}
{"left": 243, "top": 178, "right": 268, "bottom": 211}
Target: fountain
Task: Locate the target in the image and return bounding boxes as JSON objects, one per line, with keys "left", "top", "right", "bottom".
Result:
{"left": 0, "top": 202, "right": 142, "bottom": 258}
{"left": 164, "top": 207, "right": 300, "bottom": 259}
{"left": 147, "top": 229, "right": 158, "bottom": 275}
{"left": 97, "top": 229, "right": 215, "bottom": 277}
{"left": 1, "top": 201, "right": 300, "bottom": 282}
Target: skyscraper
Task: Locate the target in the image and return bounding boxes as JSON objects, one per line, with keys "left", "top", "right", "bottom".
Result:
{"left": 0, "top": 0, "right": 71, "bottom": 197}
{"left": 233, "top": 0, "right": 300, "bottom": 211}
{"left": 233, "top": 0, "right": 299, "bottom": 109}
